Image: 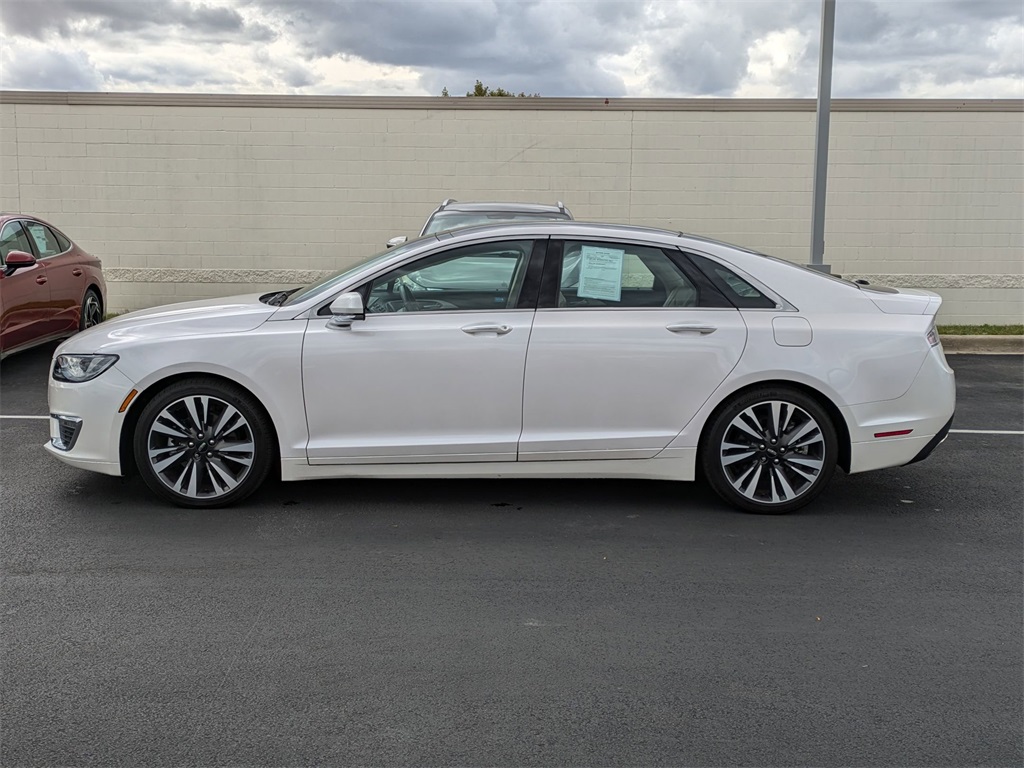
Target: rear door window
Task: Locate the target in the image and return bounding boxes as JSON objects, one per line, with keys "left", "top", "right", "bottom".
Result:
{"left": 553, "top": 241, "right": 731, "bottom": 309}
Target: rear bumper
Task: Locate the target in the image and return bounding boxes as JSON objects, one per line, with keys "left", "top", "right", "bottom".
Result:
{"left": 844, "top": 345, "right": 955, "bottom": 474}
{"left": 907, "top": 413, "right": 954, "bottom": 465}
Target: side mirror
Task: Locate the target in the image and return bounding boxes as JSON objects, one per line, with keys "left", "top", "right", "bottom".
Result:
{"left": 386, "top": 236, "right": 408, "bottom": 249}
{"left": 3, "top": 250, "right": 36, "bottom": 276}
{"left": 327, "top": 291, "right": 365, "bottom": 329}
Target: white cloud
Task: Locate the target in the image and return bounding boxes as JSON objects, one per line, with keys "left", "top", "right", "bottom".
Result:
{"left": 987, "top": 21, "right": 1024, "bottom": 79}
{"left": 0, "top": 40, "right": 103, "bottom": 91}
{"left": 736, "top": 28, "right": 812, "bottom": 98}
{"left": 598, "top": 44, "right": 656, "bottom": 97}
{"left": 0, "top": 0, "right": 1019, "bottom": 98}
{"left": 307, "top": 55, "right": 425, "bottom": 96}
{"left": 901, "top": 74, "right": 1024, "bottom": 98}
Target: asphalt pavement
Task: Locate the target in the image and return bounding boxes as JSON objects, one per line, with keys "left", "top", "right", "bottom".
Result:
{"left": 1, "top": 343, "right": 1021, "bottom": 767}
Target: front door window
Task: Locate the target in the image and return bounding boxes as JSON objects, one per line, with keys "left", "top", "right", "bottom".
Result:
{"left": 366, "top": 240, "right": 534, "bottom": 314}
{"left": 0, "top": 222, "right": 33, "bottom": 262}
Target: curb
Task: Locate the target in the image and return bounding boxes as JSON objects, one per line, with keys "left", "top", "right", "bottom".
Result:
{"left": 942, "top": 335, "right": 1024, "bottom": 354}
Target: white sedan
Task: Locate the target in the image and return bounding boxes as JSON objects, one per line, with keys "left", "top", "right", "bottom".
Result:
{"left": 45, "top": 222, "right": 955, "bottom": 514}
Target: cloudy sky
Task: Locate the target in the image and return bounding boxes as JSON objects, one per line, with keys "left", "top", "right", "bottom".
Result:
{"left": 1, "top": 0, "right": 1021, "bottom": 98}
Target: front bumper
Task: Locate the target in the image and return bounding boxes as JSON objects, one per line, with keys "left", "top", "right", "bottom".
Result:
{"left": 44, "top": 363, "right": 136, "bottom": 477}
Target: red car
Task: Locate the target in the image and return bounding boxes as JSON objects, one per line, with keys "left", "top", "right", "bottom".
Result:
{"left": 0, "top": 214, "right": 106, "bottom": 358}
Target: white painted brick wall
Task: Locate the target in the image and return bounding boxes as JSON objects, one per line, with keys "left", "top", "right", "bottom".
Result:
{"left": 0, "top": 100, "right": 1020, "bottom": 322}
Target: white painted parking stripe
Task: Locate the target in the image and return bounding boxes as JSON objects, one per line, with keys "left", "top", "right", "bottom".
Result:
{"left": 949, "top": 429, "right": 1024, "bottom": 435}
{"left": 0, "top": 415, "right": 49, "bottom": 420}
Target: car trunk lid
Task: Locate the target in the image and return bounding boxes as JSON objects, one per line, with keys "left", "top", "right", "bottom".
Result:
{"left": 862, "top": 286, "right": 943, "bottom": 316}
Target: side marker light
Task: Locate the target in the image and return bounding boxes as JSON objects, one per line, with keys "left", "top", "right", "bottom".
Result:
{"left": 118, "top": 389, "right": 139, "bottom": 413}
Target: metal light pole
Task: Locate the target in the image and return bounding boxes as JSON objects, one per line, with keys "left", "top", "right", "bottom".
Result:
{"left": 808, "top": 0, "right": 835, "bottom": 274}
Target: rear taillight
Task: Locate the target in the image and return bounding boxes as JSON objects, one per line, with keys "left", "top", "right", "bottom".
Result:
{"left": 926, "top": 326, "right": 940, "bottom": 347}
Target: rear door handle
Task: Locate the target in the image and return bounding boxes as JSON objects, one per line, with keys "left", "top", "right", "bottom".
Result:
{"left": 35, "top": 276, "right": 47, "bottom": 285}
{"left": 461, "top": 323, "right": 512, "bottom": 336}
{"left": 72, "top": 268, "right": 83, "bottom": 277}
{"left": 666, "top": 322, "right": 717, "bottom": 335}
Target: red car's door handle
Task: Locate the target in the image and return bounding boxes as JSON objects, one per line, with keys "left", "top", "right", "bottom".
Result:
{"left": 35, "top": 276, "right": 47, "bottom": 285}
{"left": 72, "top": 268, "right": 83, "bottom": 277}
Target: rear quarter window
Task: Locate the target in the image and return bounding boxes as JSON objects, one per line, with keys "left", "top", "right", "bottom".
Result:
{"left": 687, "top": 252, "right": 778, "bottom": 309}
{"left": 53, "top": 230, "right": 72, "bottom": 252}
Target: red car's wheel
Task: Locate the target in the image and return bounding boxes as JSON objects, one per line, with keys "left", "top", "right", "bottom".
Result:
{"left": 80, "top": 288, "right": 103, "bottom": 331}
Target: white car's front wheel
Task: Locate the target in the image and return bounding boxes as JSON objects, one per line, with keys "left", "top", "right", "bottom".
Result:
{"left": 702, "top": 387, "right": 838, "bottom": 514}
{"left": 134, "top": 379, "right": 273, "bottom": 508}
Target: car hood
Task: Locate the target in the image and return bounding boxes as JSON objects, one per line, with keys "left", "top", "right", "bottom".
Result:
{"left": 58, "top": 293, "right": 279, "bottom": 354}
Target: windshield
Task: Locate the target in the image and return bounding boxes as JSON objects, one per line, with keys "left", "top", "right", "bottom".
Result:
{"left": 423, "top": 210, "right": 570, "bottom": 235}
{"left": 280, "top": 238, "right": 425, "bottom": 306}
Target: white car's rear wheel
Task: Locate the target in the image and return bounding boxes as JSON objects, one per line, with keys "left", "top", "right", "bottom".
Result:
{"left": 702, "top": 387, "right": 838, "bottom": 514}
{"left": 134, "top": 379, "right": 273, "bottom": 508}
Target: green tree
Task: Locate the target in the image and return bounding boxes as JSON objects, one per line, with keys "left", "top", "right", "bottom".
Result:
{"left": 441, "top": 80, "right": 538, "bottom": 97}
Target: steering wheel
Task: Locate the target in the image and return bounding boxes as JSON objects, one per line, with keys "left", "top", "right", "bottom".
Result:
{"left": 397, "top": 280, "right": 418, "bottom": 312}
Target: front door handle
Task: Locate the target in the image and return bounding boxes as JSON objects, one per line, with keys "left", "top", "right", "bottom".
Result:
{"left": 35, "top": 276, "right": 47, "bottom": 285}
{"left": 461, "top": 323, "right": 512, "bottom": 336}
{"left": 666, "top": 322, "right": 717, "bottom": 335}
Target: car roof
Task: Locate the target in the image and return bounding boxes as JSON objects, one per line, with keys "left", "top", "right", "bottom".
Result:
{"left": 439, "top": 219, "right": 683, "bottom": 242}
{"left": 436, "top": 202, "right": 569, "bottom": 215}
{"left": 430, "top": 220, "right": 778, "bottom": 260}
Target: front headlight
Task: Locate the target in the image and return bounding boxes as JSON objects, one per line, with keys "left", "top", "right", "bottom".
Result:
{"left": 52, "top": 354, "right": 119, "bottom": 382}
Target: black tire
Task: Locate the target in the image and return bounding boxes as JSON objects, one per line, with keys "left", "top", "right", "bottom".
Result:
{"left": 80, "top": 288, "right": 103, "bottom": 331}
{"left": 133, "top": 378, "right": 274, "bottom": 508}
{"left": 701, "top": 386, "right": 838, "bottom": 514}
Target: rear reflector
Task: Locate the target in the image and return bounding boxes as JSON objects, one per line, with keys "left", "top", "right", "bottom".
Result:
{"left": 874, "top": 429, "right": 913, "bottom": 438}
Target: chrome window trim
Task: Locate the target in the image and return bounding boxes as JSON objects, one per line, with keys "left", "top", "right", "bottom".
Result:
{"left": 539, "top": 306, "right": 741, "bottom": 313}
{"left": 316, "top": 307, "right": 539, "bottom": 320}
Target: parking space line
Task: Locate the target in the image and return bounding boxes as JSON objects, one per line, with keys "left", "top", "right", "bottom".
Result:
{"left": 0, "top": 415, "right": 49, "bottom": 420}
{"left": 950, "top": 429, "right": 1024, "bottom": 435}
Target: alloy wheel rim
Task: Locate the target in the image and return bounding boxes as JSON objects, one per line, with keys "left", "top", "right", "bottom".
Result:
{"left": 719, "top": 400, "right": 826, "bottom": 505}
{"left": 146, "top": 395, "right": 255, "bottom": 499}
{"left": 84, "top": 294, "right": 102, "bottom": 327}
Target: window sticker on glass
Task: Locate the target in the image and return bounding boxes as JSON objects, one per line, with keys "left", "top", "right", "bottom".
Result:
{"left": 28, "top": 225, "right": 50, "bottom": 254}
{"left": 577, "top": 245, "right": 624, "bottom": 302}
